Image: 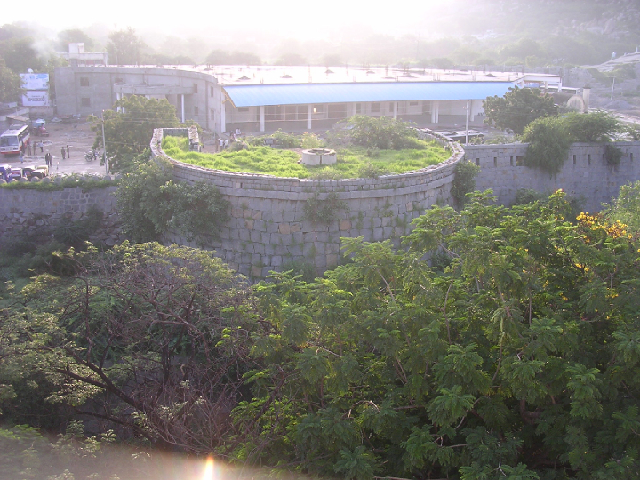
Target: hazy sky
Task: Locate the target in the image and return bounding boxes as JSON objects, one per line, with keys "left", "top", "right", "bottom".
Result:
{"left": 6, "top": 0, "right": 455, "bottom": 41}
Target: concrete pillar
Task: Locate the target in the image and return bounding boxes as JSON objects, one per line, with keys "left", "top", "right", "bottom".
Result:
{"left": 431, "top": 100, "right": 439, "bottom": 124}
{"left": 308, "top": 104, "right": 312, "bottom": 130}
{"left": 260, "top": 105, "right": 265, "bottom": 133}
{"left": 180, "top": 94, "right": 185, "bottom": 123}
{"left": 220, "top": 102, "right": 226, "bottom": 133}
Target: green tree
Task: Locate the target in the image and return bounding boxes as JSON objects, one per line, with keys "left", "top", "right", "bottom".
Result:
{"left": 484, "top": 87, "right": 558, "bottom": 135}
{"left": 522, "top": 115, "right": 571, "bottom": 173}
{"left": 115, "top": 157, "right": 229, "bottom": 244}
{"left": 563, "top": 110, "right": 620, "bottom": 142}
{"left": 1, "top": 242, "right": 261, "bottom": 454}
{"left": 337, "top": 115, "right": 423, "bottom": 150}
{"left": 56, "top": 28, "right": 95, "bottom": 51}
{"left": 90, "top": 94, "right": 180, "bottom": 172}
{"left": 0, "top": 58, "right": 20, "bottom": 102}
{"left": 231, "top": 189, "right": 640, "bottom": 479}
{"left": 107, "top": 27, "right": 144, "bottom": 65}
{"left": 0, "top": 36, "right": 44, "bottom": 73}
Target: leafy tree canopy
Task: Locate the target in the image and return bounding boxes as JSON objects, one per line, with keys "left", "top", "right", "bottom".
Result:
{"left": 90, "top": 94, "right": 180, "bottom": 172}
{"left": 0, "top": 58, "right": 20, "bottom": 103}
{"left": 484, "top": 86, "right": 558, "bottom": 135}
{"left": 336, "top": 115, "right": 423, "bottom": 150}
{"left": 107, "top": 27, "right": 145, "bottom": 65}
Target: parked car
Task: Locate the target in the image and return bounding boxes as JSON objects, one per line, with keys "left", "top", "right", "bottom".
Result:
{"left": 0, "top": 164, "right": 12, "bottom": 181}
{"left": 21, "top": 164, "right": 49, "bottom": 179}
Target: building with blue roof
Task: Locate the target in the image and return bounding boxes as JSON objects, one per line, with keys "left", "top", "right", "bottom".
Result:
{"left": 53, "top": 65, "right": 562, "bottom": 134}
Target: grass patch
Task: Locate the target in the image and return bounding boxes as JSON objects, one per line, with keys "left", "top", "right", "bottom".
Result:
{"left": 163, "top": 136, "right": 450, "bottom": 179}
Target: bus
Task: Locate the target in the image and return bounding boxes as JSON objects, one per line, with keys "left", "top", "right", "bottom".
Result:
{"left": 0, "top": 124, "right": 30, "bottom": 156}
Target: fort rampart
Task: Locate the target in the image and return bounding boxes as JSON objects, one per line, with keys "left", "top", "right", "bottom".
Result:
{"left": 2, "top": 135, "right": 640, "bottom": 279}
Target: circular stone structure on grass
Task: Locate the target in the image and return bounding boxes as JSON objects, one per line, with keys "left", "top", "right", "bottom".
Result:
{"left": 301, "top": 148, "right": 337, "bottom": 165}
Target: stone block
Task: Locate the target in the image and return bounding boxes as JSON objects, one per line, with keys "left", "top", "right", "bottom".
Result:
{"left": 340, "top": 219, "right": 351, "bottom": 231}
{"left": 278, "top": 223, "right": 291, "bottom": 234}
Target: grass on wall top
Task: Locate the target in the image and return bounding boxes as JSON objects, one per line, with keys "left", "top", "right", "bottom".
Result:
{"left": 162, "top": 136, "right": 451, "bottom": 179}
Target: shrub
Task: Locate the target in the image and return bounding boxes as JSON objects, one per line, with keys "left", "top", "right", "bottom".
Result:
{"left": 451, "top": 160, "right": 480, "bottom": 207}
{"left": 301, "top": 132, "right": 323, "bottom": 149}
{"left": 115, "top": 157, "right": 229, "bottom": 245}
{"left": 271, "top": 129, "right": 300, "bottom": 148}
{"left": 604, "top": 144, "right": 622, "bottom": 166}
{"left": 303, "top": 192, "right": 348, "bottom": 225}
{"left": 357, "top": 162, "right": 388, "bottom": 179}
{"left": 522, "top": 115, "right": 571, "bottom": 174}
{"left": 338, "top": 115, "right": 420, "bottom": 150}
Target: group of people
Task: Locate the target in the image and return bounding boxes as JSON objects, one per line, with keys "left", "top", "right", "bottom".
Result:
{"left": 16, "top": 141, "right": 68, "bottom": 167}
{"left": 216, "top": 128, "right": 242, "bottom": 152}
{"left": 19, "top": 140, "right": 46, "bottom": 158}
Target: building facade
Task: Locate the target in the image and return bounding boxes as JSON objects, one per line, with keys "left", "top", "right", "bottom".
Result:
{"left": 54, "top": 65, "right": 563, "bottom": 134}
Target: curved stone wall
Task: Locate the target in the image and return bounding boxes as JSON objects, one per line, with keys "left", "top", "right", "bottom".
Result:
{"left": 152, "top": 128, "right": 464, "bottom": 278}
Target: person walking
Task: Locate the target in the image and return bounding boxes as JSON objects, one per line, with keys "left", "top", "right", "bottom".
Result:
{"left": 66, "top": 145, "right": 70, "bottom": 158}
{"left": 27, "top": 142, "right": 32, "bottom": 156}
{"left": 38, "top": 141, "right": 44, "bottom": 153}
{"left": 61, "top": 147, "right": 66, "bottom": 160}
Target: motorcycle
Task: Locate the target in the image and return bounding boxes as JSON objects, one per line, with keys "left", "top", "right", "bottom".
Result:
{"left": 85, "top": 150, "right": 98, "bottom": 162}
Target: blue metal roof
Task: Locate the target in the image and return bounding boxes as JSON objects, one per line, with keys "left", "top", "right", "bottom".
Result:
{"left": 223, "top": 82, "right": 514, "bottom": 107}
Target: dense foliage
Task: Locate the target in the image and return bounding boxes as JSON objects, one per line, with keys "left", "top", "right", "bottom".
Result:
{"left": 115, "top": 157, "right": 229, "bottom": 245}
{"left": 2, "top": 182, "right": 640, "bottom": 479}
{"left": 523, "top": 111, "right": 624, "bottom": 174}
{"left": 336, "top": 115, "right": 424, "bottom": 150}
{"left": 484, "top": 87, "right": 558, "bottom": 135}
{"left": 1, "top": 243, "right": 261, "bottom": 455}
{"left": 231, "top": 189, "right": 640, "bottom": 479}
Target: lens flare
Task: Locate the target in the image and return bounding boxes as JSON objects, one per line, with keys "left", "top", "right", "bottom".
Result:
{"left": 202, "top": 456, "right": 217, "bottom": 480}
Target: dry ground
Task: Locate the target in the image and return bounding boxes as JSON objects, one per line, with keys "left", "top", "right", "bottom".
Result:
{"left": 18, "top": 120, "right": 108, "bottom": 176}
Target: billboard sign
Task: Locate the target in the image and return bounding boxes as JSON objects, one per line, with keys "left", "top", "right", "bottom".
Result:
{"left": 20, "top": 73, "right": 50, "bottom": 91}
{"left": 21, "top": 91, "right": 50, "bottom": 107}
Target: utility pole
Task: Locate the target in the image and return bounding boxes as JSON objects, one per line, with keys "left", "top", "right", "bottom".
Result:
{"left": 465, "top": 100, "right": 470, "bottom": 145}
{"left": 101, "top": 110, "right": 108, "bottom": 174}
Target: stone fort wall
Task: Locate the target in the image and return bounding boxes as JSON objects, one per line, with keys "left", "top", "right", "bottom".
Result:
{"left": 467, "top": 141, "right": 640, "bottom": 212}
{"left": 152, "top": 128, "right": 464, "bottom": 278}
{"left": 2, "top": 136, "right": 640, "bottom": 280}
{"left": 0, "top": 185, "right": 122, "bottom": 246}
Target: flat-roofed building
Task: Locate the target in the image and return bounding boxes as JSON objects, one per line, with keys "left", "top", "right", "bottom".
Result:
{"left": 54, "top": 64, "right": 563, "bottom": 134}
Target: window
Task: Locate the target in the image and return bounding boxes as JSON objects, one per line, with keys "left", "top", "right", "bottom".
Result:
{"left": 313, "top": 104, "right": 324, "bottom": 114}
{"left": 194, "top": 83, "right": 198, "bottom": 93}
{"left": 409, "top": 101, "right": 419, "bottom": 107}
{"left": 475, "top": 158, "right": 480, "bottom": 166}
{"left": 194, "top": 106, "right": 199, "bottom": 115}
{"left": 516, "top": 156, "right": 524, "bottom": 166}
{"left": 80, "top": 77, "right": 89, "bottom": 86}
{"left": 588, "top": 154, "right": 591, "bottom": 165}
{"left": 210, "top": 86, "right": 214, "bottom": 96}
{"left": 493, "top": 157, "right": 497, "bottom": 167}
{"left": 631, "top": 152, "right": 634, "bottom": 162}
{"left": 355, "top": 103, "right": 362, "bottom": 114}
{"left": 389, "top": 102, "right": 395, "bottom": 112}
{"left": 371, "top": 102, "right": 380, "bottom": 113}
{"left": 237, "top": 107, "right": 249, "bottom": 113}
{"left": 81, "top": 97, "right": 91, "bottom": 107}
{"left": 510, "top": 156, "right": 514, "bottom": 166}
{"left": 573, "top": 155, "right": 577, "bottom": 165}
{"left": 115, "top": 77, "right": 124, "bottom": 84}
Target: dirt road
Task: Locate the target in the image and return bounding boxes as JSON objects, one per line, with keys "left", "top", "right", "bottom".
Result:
{"left": 18, "top": 120, "right": 109, "bottom": 176}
